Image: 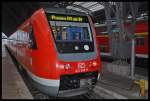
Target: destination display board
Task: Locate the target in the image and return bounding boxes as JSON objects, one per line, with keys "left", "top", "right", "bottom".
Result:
{"left": 47, "top": 13, "right": 88, "bottom": 22}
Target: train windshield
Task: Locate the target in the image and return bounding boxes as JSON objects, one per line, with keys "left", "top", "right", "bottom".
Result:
{"left": 47, "top": 14, "right": 94, "bottom": 53}
{"left": 49, "top": 21, "right": 92, "bottom": 42}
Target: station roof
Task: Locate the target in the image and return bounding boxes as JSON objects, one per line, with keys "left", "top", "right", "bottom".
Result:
{"left": 2, "top": 2, "right": 148, "bottom": 37}
{"left": 66, "top": 2, "right": 104, "bottom": 13}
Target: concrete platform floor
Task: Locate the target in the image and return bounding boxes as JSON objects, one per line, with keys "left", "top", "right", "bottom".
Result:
{"left": 95, "top": 81, "right": 148, "bottom": 99}
{"left": 2, "top": 45, "right": 33, "bottom": 99}
{"left": 98, "top": 62, "right": 148, "bottom": 99}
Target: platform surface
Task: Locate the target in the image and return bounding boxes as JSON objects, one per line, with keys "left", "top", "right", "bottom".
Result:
{"left": 2, "top": 44, "right": 33, "bottom": 99}
{"left": 100, "top": 70, "right": 133, "bottom": 90}
{"left": 96, "top": 62, "right": 148, "bottom": 99}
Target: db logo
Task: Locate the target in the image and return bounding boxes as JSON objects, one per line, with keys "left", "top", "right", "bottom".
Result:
{"left": 78, "top": 63, "right": 85, "bottom": 68}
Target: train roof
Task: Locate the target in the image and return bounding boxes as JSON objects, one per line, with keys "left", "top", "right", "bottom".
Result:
{"left": 12, "top": 7, "right": 89, "bottom": 36}
{"left": 44, "top": 7, "right": 88, "bottom": 16}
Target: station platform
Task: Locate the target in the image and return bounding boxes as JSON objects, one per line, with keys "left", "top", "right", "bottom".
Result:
{"left": 2, "top": 44, "right": 33, "bottom": 99}
{"left": 94, "top": 61, "right": 148, "bottom": 99}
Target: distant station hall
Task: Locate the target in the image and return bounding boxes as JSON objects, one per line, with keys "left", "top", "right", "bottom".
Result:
{"left": 2, "top": 2, "right": 148, "bottom": 99}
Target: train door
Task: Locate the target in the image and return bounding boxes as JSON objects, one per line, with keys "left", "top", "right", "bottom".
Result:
{"left": 21, "top": 29, "right": 28, "bottom": 66}
{"left": 26, "top": 25, "right": 37, "bottom": 70}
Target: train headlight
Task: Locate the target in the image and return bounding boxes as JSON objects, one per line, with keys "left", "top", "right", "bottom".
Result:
{"left": 92, "top": 61, "right": 97, "bottom": 67}
{"left": 65, "top": 64, "right": 71, "bottom": 69}
{"left": 56, "top": 63, "right": 64, "bottom": 69}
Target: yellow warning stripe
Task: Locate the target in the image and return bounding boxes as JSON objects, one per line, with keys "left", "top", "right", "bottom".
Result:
{"left": 96, "top": 35, "right": 108, "bottom": 37}
{"left": 96, "top": 32, "right": 148, "bottom": 37}
{"left": 135, "top": 32, "right": 148, "bottom": 36}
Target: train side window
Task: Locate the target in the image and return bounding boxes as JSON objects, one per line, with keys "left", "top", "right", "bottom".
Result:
{"left": 136, "top": 37, "right": 144, "bottom": 46}
{"left": 28, "top": 25, "right": 37, "bottom": 49}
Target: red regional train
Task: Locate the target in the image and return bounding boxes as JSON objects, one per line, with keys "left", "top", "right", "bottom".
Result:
{"left": 96, "top": 18, "right": 148, "bottom": 59}
{"left": 6, "top": 8, "right": 101, "bottom": 97}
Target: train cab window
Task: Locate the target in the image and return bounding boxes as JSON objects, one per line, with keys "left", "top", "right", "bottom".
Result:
{"left": 28, "top": 25, "right": 37, "bottom": 49}
{"left": 50, "top": 22, "right": 92, "bottom": 42}
{"left": 136, "top": 37, "right": 144, "bottom": 46}
{"left": 46, "top": 14, "right": 94, "bottom": 53}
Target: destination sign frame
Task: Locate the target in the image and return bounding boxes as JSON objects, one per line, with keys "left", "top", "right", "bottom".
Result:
{"left": 46, "top": 13, "right": 88, "bottom": 22}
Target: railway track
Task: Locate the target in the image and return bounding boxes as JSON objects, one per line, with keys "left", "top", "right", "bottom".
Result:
{"left": 82, "top": 90, "right": 103, "bottom": 99}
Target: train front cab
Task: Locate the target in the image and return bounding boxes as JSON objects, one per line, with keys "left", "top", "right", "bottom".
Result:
{"left": 11, "top": 8, "right": 102, "bottom": 97}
